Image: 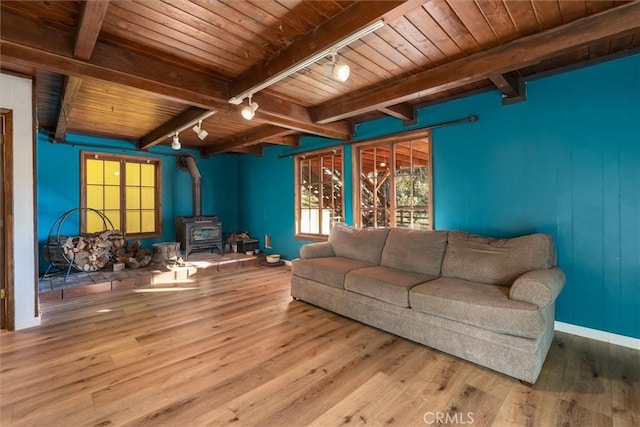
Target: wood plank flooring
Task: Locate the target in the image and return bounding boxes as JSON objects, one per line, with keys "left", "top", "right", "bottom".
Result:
{"left": 1, "top": 265, "right": 638, "bottom": 426}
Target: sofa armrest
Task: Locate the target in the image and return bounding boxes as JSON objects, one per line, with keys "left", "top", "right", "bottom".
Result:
{"left": 509, "top": 267, "right": 565, "bottom": 308}
{"left": 300, "top": 242, "right": 335, "bottom": 259}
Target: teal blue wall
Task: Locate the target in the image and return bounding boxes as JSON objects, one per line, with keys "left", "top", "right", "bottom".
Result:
{"left": 37, "top": 132, "right": 238, "bottom": 271}
{"left": 35, "top": 53, "right": 640, "bottom": 338}
{"left": 237, "top": 136, "right": 350, "bottom": 260}
{"left": 238, "top": 54, "right": 640, "bottom": 339}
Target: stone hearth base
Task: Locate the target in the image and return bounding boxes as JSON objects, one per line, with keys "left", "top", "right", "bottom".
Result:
{"left": 39, "top": 252, "right": 259, "bottom": 302}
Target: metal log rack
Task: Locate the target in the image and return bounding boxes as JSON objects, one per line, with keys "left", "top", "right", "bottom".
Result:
{"left": 42, "top": 207, "right": 116, "bottom": 281}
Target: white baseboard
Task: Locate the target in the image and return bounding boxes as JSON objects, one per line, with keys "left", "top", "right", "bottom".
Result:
{"left": 555, "top": 321, "right": 640, "bottom": 350}
{"left": 284, "top": 259, "right": 292, "bottom": 267}
{"left": 15, "top": 316, "right": 41, "bottom": 331}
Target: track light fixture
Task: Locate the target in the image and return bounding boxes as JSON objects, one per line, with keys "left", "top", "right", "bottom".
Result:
{"left": 164, "top": 110, "right": 216, "bottom": 150}
{"left": 241, "top": 95, "right": 259, "bottom": 120}
{"left": 228, "top": 19, "right": 385, "bottom": 107}
{"left": 327, "top": 50, "right": 350, "bottom": 82}
{"left": 192, "top": 120, "right": 208, "bottom": 140}
{"left": 171, "top": 132, "right": 181, "bottom": 150}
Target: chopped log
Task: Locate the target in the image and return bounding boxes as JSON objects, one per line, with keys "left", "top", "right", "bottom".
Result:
{"left": 152, "top": 242, "right": 180, "bottom": 263}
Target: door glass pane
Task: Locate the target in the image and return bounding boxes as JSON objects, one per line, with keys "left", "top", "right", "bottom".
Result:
{"left": 126, "top": 210, "right": 140, "bottom": 233}
{"left": 321, "top": 156, "right": 333, "bottom": 183}
{"left": 86, "top": 159, "right": 103, "bottom": 185}
{"left": 321, "top": 183, "right": 334, "bottom": 208}
{"left": 413, "top": 210, "right": 429, "bottom": 229}
{"left": 309, "top": 157, "right": 320, "bottom": 183}
{"left": 395, "top": 209, "right": 410, "bottom": 228}
{"left": 86, "top": 209, "right": 104, "bottom": 233}
{"left": 361, "top": 208, "right": 373, "bottom": 228}
{"left": 126, "top": 187, "right": 141, "bottom": 209}
{"left": 140, "top": 164, "right": 155, "bottom": 186}
{"left": 412, "top": 140, "right": 429, "bottom": 170}
{"left": 413, "top": 174, "right": 429, "bottom": 206}
{"left": 104, "top": 161, "right": 120, "bottom": 185}
{"left": 141, "top": 210, "right": 155, "bottom": 233}
{"left": 104, "top": 210, "right": 120, "bottom": 230}
{"left": 104, "top": 185, "right": 120, "bottom": 210}
{"left": 301, "top": 184, "right": 311, "bottom": 209}
{"left": 376, "top": 209, "right": 390, "bottom": 227}
{"left": 377, "top": 179, "right": 390, "bottom": 209}
{"left": 126, "top": 162, "right": 140, "bottom": 186}
{"left": 86, "top": 185, "right": 103, "bottom": 210}
{"left": 330, "top": 208, "right": 343, "bottom": 225}
{"left": 395, "top": 142, "right": 412, "bottom": 172}
{"left": 141, "top": 187, "right": 155, "bottom": 209}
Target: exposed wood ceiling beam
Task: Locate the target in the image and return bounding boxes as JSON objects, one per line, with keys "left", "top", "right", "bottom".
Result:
{"left": 74, "top": 0, "right": 110, "bottom": 60}
{"left": 55, "top": 0, "right": 110, "bottom": 141}
{"left": 54, "top": 77, "right": 83, "bottom": 140}
{"left": 490, "top": 72, "right": 526, "bottom": 105}
{"left": 252, "top": 93, "right": 349, "bottom": 140}
{"left": 378, "top": 103, "right": 415, "bottom": 121}
{"left": 138, "top": 107, "right": 210, "bottom": 150}
{"left": 0, "top": 39, "right": 230, "bottom": 110}
{"left": 311, "top": 1, "right": 640, "bottom": 123}
{"left": 229, "top": 145, "right": 264, "bottom": 156}
{"left": 1, "top": 9, "right": 352, "bottom": 142}
{"left": 1, "top": 41, "right": 344, "bottom": 142}
{"left": 263, "top": 135, "right": 300, "bottom": 147}
{"left": 228, "top": 1, "right": 406, "bottom": 100}
{"left": 204, "top": 125, "right": 295, "bottom": 156}
{"left": 489, "top": 73, "right": 519, "bottom": 99}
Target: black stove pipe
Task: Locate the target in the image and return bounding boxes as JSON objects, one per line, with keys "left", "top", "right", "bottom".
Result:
{"left": 177, "top": 154, "right": 202, "bottom": 217}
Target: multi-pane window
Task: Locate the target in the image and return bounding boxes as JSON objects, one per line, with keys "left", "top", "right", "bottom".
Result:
{"left": 295, "top": 149, "right": 344, "bottom": 239}
{"left": 81, "top": 151, "right": 161, "bottom": 237}
{"left": 355, "top": 134, "right": 432, "bottom": 230}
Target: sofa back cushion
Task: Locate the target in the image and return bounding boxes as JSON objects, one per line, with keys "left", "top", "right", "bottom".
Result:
{"left": 380, "top": 229, "right": 448, "bottom": 276}
{"left": 441, "top": 231, "right": 556, "bottom": 286}
{"left": 329, "top": 224, "right": 390, "bottom": 265}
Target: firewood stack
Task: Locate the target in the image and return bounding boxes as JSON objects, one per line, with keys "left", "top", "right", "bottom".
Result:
{"left": 61, "top": 230, "right": 127, "bottom": 272}
{"left": 115, "top": 240, "right": 152, "bottom": 269}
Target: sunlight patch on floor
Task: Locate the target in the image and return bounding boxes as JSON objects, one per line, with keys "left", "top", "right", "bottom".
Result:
{"left": 133, "top": 286, "right": 197, "bottom": 293}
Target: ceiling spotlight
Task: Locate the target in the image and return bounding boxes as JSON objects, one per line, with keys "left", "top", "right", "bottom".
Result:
{"left": 241, "top": 95, "right": 259, "bottom": 120}
{"left": 327, "top": 51, "right": 350, "bottom": 82}
{"left": 192, "top": 120, "right": 208, "bottom": 140}
{"left": 171, "top": 132, "right": 181, "bottom": 150}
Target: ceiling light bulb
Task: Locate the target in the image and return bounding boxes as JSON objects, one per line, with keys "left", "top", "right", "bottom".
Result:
{"left": 241, "top": 97, "right": 259, "bottom": 120}
{"left": 171, "top": 132, "right": 181, "bottom": 150}
{"left": 332, "top": 62, "right": 350, "bottom": 82}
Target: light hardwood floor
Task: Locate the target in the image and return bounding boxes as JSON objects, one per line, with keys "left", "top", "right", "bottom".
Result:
{"left": 1, "top": 265, "right": 638, "bottom": 426}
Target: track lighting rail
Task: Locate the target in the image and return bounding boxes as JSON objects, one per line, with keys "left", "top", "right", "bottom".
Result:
{"left": 166, "top": 109, "right": 217, "bottom": 150}
{"left": 228, "top": 19, "right": 385, "bottom": 107}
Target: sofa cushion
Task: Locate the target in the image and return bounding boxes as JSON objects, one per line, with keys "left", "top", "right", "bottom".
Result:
{"left": 380, "top": 228, "right": 448, "bottom": 276}
{"left": 409, "top": 277, "right": 543, "bottom": 338}
{"left": 328, "top": 224, "right": 390, "bottom": 265}
{"left": 292, "top": 257, "right": 374, "bottom": 290}
{"left": 345, "top": 266, "right": 436, "bottom": 307}
{"left": 441, "top": 231, "right": 556, "bottom": 285}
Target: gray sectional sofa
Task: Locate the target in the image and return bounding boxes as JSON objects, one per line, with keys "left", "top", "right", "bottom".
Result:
{"left": 290, "top": 225, "right": 565, "bottom": 383}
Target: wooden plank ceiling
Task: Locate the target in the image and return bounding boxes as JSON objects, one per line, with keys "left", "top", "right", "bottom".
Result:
{"left": 1, "top": 0, "right": 639, "bottom": 157}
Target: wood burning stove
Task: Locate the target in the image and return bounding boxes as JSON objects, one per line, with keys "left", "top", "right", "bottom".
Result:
{"left": 176, "top": 154, "right": 224, "bottom": 259}
{"left": 176, "top": 216, "right": 223, "bottom": 259}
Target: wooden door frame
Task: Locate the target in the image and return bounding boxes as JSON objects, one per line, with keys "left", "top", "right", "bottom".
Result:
{"left": 1, "top": 109, "right": 15, "bottom": 330}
